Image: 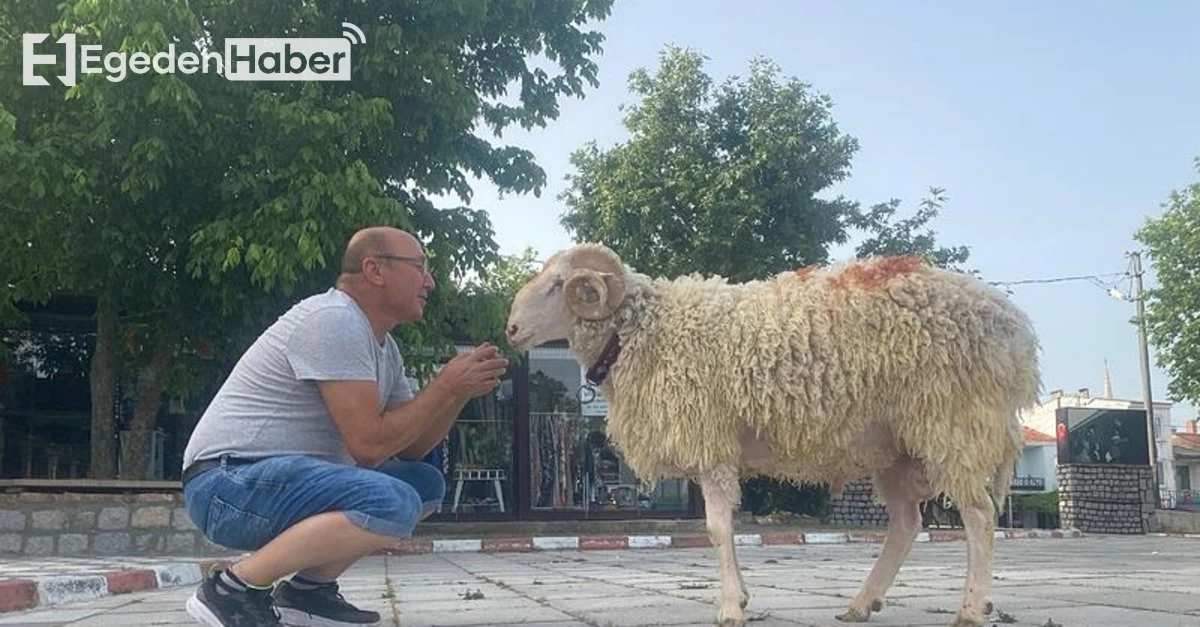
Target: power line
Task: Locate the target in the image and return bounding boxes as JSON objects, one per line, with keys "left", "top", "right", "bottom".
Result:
{"left": 988, "top": 271, "right": 1129, "bottom": 288}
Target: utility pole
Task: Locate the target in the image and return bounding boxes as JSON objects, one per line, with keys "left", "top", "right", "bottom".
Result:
{"left": 1128, "top": 250, "right": 1160, "bottom": 505}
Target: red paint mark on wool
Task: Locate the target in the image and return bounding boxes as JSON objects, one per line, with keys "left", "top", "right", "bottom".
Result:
{"left": 794, "top": 265, "right": 818, "bottom": 281}
{"left": 830, "top": 256, "right": 923, "bottom": 291}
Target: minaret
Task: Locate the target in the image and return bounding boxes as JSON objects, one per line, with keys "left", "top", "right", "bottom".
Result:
{"left": 1103, "top": 358, "right": 1113, "bottom": 398}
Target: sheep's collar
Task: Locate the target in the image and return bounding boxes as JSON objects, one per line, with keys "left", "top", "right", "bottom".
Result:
{"left": 585, "top": 332, "right": 622, "bottom": 386}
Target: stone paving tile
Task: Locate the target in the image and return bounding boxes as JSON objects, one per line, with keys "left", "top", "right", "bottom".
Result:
{"left": 975, "top": 605, "right": 1200, "bottom": 627}
{"left": 3, "top": 536, "right": 1200, "bottom": 625}
{"left": 735, "top": 590, "right": 855, "bottom": 610}
{"left": 71, "top": 609, "right": 197, "bottom": 626}
{"left": 397, "top": 606, "right": 581, "bottom": 626}
{"left": 888, "top": 590, "right": 1085, "bottom": 613}
{"left": 570, "top": 598, "right": 719, "bottom": 626}
{"left": 0, "top": 608, "right": 104, "bottom": 625}
{"left": 1033, "top": 587, "right": 1200, "bottom": 613}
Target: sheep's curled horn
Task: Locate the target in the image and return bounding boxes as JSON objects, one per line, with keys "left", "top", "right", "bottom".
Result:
{"left": 564, "top": 248, "right": 626, "bottom": 320}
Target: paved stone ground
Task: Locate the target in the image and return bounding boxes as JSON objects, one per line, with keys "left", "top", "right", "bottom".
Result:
{"left": 1, "top": 534, "right": 1198, "bottom": 626}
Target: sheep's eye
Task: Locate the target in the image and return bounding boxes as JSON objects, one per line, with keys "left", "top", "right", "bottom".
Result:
{"left": 549, "top": 278, "right": 564, "bottom": 292}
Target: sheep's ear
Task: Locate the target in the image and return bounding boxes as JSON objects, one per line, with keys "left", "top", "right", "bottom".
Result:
{"left": 565, "top": 269, "right": 625, "bottom": 320}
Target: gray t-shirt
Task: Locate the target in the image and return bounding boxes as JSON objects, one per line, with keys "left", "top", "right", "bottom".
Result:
{"left": 182, "top": 287, "right": 413, "bottom": 469}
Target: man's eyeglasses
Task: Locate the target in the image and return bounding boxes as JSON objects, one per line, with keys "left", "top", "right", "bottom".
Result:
{"left": 373, "top": 254, "right": 429, "bottom": 274}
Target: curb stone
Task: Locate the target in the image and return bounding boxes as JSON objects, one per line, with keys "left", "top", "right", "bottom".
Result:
{"left": 0, "top": 529, "right": 1083, "bottom": 615}
{"left": 0, "top": 558, "right": 231, "bottom": 615}
{"left": 381, "top": 528, "right": 1084, "bottom": 555}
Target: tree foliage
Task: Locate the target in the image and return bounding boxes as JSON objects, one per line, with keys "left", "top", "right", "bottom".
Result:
{"left": 559, "top": 45, "right": 970, "bottom": 285}
{"left": 0, "top": 0, "right": 614, "bottom": 477}
{"left": 848, "top": 187, "right": 972, "bottom": 273}
{"left": 561, "top": 46, "right": 859, "bottom": 282}
{"left": 1135, "top": 158, "right": 1200, "bottom": 406}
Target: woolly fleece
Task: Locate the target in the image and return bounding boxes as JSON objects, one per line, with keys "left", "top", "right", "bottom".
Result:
{"left": 557, "top": 246, "right": 1040, "bottom": 510}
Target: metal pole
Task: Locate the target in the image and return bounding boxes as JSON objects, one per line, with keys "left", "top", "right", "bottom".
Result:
{"left": 1129, "top": 251, "right": 1160, "bottom": 505}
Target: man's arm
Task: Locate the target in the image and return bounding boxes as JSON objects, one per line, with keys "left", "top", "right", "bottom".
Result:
{"left": 380, "top": 359, "right": 461, "bottom": 461}
{"left": 317, "top": 377, "right": 467, "bottom": 467}
{"left": 383, "top": 354, "right": 476, "bottom": 460}
{"left": 316, "top": 344, "right": 507, "bottom": 467}
{"left": 387, "top": 381, "right": 467, "bottom": 461}
{"left": 284, "top": 303, "right": 505, "bottom": 467}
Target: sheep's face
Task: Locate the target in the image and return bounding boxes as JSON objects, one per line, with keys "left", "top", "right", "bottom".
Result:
{"left": 506, "top": 244, "right": 627, "bottom": 353}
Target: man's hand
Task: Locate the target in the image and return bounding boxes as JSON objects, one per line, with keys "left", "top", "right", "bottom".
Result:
{"left": 434, "top": 343, "right": 509, "bottom": 398}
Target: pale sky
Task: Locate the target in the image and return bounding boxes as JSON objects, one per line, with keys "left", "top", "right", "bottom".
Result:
{"left": 458, "top": 1, "right": 1200, "bottom": 425}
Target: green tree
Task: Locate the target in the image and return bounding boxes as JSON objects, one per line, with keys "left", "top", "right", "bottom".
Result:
{"left": 560, "top": 45, "right": 968, "bottom": 284}
{"left": 0, "top": 0, "right": 614, "bottom": 478}
{"left": 560, "top": 45, "right": 859, "bottom": 283}
{"left": 1135, "top": 158, "right": 1200, "bottom": 406}
{"left": 849, "top": 187, "right": 972, "bottom": 273}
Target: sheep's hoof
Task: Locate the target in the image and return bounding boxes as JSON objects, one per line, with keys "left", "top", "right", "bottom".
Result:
{"left": 949, "top": 612, "right": 985, "bottom": 627}
{"left": 983, "top": 600, "right": 994, "bottom": 615}
{"left": 870, "top": 598, "right": 884, "bottom": 612}
{"left": 717, "top": 606, "right": 746, "bottom": 627}
{"left": 739, "top": 586, "right": 750, "bottom": 609}
{"left": 835, "top": 607, "right": 870, "bottom": 623}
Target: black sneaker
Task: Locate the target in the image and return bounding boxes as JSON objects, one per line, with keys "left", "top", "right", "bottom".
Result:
{"left": 186, "top": 568, "right": 281, "bottom": 626}
{"left": 272, "top": 579, "right": 381, "bottom": 626}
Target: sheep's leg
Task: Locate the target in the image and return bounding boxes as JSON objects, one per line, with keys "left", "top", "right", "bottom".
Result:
{"left": 951, "top": 494, "right": 996, "bottom": 627}
{"left": 837, "top": 459, "right": 927, "bottom": 623}
{"left": 700, "top": 469, "right": 747, "bottom": 627}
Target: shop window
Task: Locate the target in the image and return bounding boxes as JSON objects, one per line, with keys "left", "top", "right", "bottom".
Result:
{"left": 527, "top": 347, "right": 690, "bottom": 514}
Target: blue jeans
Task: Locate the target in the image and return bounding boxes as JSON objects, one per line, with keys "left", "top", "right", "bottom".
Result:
{"left": 183, "top": 455, "right": 446, "bottom": 552}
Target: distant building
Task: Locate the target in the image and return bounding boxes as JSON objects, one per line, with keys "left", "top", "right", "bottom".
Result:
{"left": 1170, "top": 420, "right": 1200, "bottom": 509}
{"left": 1014, "top": 426, "right": 1058, "bottom": 493}
{"left": 1020, "top": 386, "right": 1176, "bottom": 500}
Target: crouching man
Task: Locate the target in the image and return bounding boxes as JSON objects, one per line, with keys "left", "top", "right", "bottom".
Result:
{"left": 180, "top": 227, "right": 508, "bottom": 626}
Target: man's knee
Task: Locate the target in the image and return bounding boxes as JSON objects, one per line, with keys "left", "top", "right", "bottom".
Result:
{"left": 343, "top": 478, "right": 424, "bottom": 539}
{"left": 416, "top": 462, "right": 447, "bottom": 506}
{"left": 376, "top": 459, "right": 446, "bottom": 508}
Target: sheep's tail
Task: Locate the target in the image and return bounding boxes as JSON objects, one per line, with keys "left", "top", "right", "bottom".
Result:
{"left": 986, "top": 429, "right": 1023, "bottom": 524}
{"left": 987, "top": 458, "right": 1014, "bottom": 520}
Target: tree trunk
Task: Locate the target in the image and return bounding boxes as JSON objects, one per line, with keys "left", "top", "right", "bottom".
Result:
{"left": 88, "top": 298, "right": 118, "bottom": 479}
{"left": 118, "top": 333, "right": 175, "bottom": 479}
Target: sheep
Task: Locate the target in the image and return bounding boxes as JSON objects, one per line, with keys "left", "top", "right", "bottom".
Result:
{"left": 505, "top": 243, "right": 1040, "bottom": 627}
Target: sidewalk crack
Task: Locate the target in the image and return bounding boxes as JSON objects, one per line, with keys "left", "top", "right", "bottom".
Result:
{"left": 383, "top": 555, "right": 401, "bottom": 626}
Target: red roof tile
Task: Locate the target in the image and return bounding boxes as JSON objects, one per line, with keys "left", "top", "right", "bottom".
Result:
{"left": 1022, "top": 426, "right": 1056, "bottom": 444}
{"left": 1172, "top": 433, "right": 1200, "bottom": 451}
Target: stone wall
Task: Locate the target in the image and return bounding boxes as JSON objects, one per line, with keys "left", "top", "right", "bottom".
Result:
{"left": 828, "top": 479, "right": 889, "bottom": 527}
{"left": 1057, "top": 464, "right": 1156, "bottom": 534}
{"left": 0, "top": 490, "right": 235, "bottom": 557}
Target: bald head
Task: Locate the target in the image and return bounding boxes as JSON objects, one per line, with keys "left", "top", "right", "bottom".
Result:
{"left": 339, "top": 227, "right": 421, "bottom": 275}
{"left": 334, "top": 226, "right": 436, "bottom": 332}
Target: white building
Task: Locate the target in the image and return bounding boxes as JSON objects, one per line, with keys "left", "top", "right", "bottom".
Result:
{"left": 1014, "top": 426, "right": 1058, "bottom": 492}
{"left": 1020, "top": 386, "right": 1176, "bottom": 501}
{"left": 1170, "top": 420, "right": 1200, "bottom": 508}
